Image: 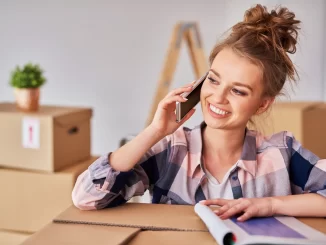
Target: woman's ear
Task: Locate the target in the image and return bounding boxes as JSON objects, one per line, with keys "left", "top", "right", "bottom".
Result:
{"left": 255, "top": 97, "right": 275, "bottom": 115}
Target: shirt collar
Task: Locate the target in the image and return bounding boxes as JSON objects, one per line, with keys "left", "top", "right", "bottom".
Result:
{"left": 238, "top": 129, "right": 258, "bottom": 177}
{"left": 189, "top": 122, "right": 205, "bottom": 178}
{"left": 189, "top": 122, "right": 258, "bottom": 178}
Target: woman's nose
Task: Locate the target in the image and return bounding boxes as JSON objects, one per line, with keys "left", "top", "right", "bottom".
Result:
{"left": 212, "top": 87, "right": 229, "bottom": 104}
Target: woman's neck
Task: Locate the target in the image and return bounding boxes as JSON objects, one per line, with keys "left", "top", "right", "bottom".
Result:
{"left": 202, "top": 125, "right": 246, "bottom": 162}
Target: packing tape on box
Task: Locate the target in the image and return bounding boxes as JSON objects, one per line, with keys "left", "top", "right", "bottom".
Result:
{"left": 194, "top": 203, "right": 236, "bottom": 245}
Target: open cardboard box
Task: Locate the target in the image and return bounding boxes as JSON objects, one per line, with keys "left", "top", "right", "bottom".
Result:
{"left": 22, "top": 203, "right": 326, "bottom": 245}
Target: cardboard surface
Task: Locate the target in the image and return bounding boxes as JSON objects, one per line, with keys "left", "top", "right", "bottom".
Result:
{"left": 0, "top": 156, "right": 97, "bottom": 233}
{"left": 252, "top": 101, "right": 326, "bottom": 158}
{"left": 297, "top": 218, "right": 326, "bottom": 234}
{"left": 22, "top": 223, "right": 140, "bottom": 245}
{"left": 0, "top": 102, "right": 92, "bottom": 172}
{"left": 54, "top": 203, "right": 207, "bottom": 231}
{"left": 0, "top": 230, "right": 31, "bottom": 245}
{"left": 128, "top": 231, "right": 216, "bottom": 245}
{"left": 24, "top": 203, "right": 326, "bottom": 245}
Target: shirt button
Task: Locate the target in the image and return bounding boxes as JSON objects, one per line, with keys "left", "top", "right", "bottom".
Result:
{"left": 232, "top": 176, "right": 238, "bottom": 181}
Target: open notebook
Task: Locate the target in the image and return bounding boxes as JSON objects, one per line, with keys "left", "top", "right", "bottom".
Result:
{"left": 195, "top": 204, "right": 326, "bottom": 245}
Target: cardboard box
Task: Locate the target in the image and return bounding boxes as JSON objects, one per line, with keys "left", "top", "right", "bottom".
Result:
{"left": 21, "top": 203, "right": 326, "bottom": 245}
{"left": 22, "top": 204, "right": 216, "bottom": 245}
{"left": 252, "top": 102, "right": 326, "bottom": 158}
{"left": 0, "top": 156, "right": 97, "bottom": 233}
{"left": 0, "top": 230, "right": 31, "bottom": 245}
{"left": 0, "top": 102, "right": 92, "bottom": 172}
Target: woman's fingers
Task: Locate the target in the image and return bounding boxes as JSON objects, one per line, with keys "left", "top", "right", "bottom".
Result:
{"left": 216, "top": 201, "right": 249, "bottom": 220}
{"left": 199, "top": 199, "right": 231, "bottom": 207}
{"left": 214, "top": 199, "right": 242, "bottom": 215}
{"left": 202, "top": 198, "right": 271, "bottom": 221}
{"left": 159, "top": 95, "right": 187, "bottom": 109}
{"left": 237, "top": 208, "right": 256, "bottom": 222}
{"left": 166, "top": 84, "right": 194, "bottom": 98}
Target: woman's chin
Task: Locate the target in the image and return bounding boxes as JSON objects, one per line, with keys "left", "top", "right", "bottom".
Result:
{"left": 203, "top": 117, "right": 227, "bottom": 130}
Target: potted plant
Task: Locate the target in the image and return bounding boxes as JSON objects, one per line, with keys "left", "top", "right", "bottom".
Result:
{"left": 9, "top": 63, "right": 46, "bottom": 111}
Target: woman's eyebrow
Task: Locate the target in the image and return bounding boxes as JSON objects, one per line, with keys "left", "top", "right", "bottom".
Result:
{"left": 209, "top": 68, "right": 220, "bottom": 78}
{"left": 232, "top": 82, "right": 253, "bottom": 92}
{"left": 209, "top": 68, "right": 253, "bottom": 92}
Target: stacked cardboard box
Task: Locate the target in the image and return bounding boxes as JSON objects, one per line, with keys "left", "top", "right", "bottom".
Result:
{"left": 251, "top": 101, "right": 326, "bottom": 159}
{"left": 0, "top": 102, "right": 97, "bottom": 244}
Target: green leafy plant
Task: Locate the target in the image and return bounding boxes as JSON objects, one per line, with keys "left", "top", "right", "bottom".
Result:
{"left": 9, "top": 63, "right": 46, "bottom": 89}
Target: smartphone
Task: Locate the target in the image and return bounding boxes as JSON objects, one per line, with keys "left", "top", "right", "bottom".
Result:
{"left": 176, "top": 72, "right": 208, "bottom": 123}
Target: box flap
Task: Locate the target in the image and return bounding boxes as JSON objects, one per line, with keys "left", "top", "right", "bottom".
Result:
{"left": 311, "top": 103, "right": 326, "bottom": 110}
{"left": 53, "top": 108, "right": 92, "bottom": 127}
{"left": 21, "top": 222, "right": 140, "bottom": 245}
{"left": 273, "top": 101, "right": 322, "bottom": 111}
{"left": 54, "top": 203, "right": 208, "bottom": 231}
{"left": 0, "top": 102, "right": 92, "bottom": 117}
{"left": 128, "top": 231, "right": 216, "bottom": 245}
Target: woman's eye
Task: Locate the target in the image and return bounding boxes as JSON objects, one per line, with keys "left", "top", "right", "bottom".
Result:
{"left": 232, "top": 88, "right": 247, "bottom": 96}
{"left": 208, "top": 77, "right": 218, "bottom": 84}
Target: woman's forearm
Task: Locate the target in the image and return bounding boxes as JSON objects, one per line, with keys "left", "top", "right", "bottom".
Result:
{"left": 110, "top": 125, "right": 164, "bottom": 172}
{"left": 272, "top": 193, "right": 326, "bottom": 217}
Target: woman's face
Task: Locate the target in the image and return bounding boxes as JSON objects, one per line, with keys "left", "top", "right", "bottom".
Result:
{"left": 200, "top": 47, "right": 272, "bottom": 131}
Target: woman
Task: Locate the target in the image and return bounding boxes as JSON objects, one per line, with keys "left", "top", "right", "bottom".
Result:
{"left": 72, "top": 4, "right": 326, "bottom": 221}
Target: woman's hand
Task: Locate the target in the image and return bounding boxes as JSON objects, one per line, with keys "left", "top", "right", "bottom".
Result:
{"left": 200, "top": 197, "right": 275, "bottom": 221}
{"left": 150, "top": 81, "right": 196, "bottom": 137}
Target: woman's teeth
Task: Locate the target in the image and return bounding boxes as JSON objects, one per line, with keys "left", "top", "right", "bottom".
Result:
{"left": 209, "top": 104, "right": 229, "bottom": 115}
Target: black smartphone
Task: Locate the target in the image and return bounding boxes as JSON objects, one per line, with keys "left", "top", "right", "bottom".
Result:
{"left": 176, "top": 72, "right": 208, "bottom": 122}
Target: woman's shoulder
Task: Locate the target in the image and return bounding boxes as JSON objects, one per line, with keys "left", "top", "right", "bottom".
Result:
{"left": 248, "top": 129, "right": 297, "bottom": 150}
{"left": 172, "top": 123, "right": 203, "bottom": 144}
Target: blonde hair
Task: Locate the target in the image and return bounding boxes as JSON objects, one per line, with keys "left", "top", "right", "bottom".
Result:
{"left": 209, "top": 4, "right": 301, "bottom": 98}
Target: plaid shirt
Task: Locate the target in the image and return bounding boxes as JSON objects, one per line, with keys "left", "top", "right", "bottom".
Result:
{"left": 72, "top": 123, "right": 326, "bottom": 210}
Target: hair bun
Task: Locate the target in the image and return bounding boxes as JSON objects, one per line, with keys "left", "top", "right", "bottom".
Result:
{"left": 235, "top": 4, "right": 301, "bottom": 54}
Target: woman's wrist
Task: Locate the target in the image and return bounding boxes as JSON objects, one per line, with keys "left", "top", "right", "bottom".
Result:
{"left": 146, "top": 123, "right": 166, "bottom": 140}
{"left": 270, "top": 196, "right": 283, "bottom": 216}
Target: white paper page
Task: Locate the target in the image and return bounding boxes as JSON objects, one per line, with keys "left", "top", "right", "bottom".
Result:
{"left": 224, "top": 216, "right": 326, "bottom": 245}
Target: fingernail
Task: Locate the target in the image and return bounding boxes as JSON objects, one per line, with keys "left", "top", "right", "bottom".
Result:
{"left": 199, "top": 200, "right": 205, "bottom": 204}
{"left": 214, "top": 210, "right": 220, "bottom": 215}
{"left": 182, "top": 97, "right": 188, "bottom": 101}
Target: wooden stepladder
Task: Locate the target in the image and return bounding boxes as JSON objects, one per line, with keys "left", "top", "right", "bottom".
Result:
{"left": 144, "top": 22, "right": 209, "bottom": 127}
{"left": 120, "top": 22, "right": 208, "bottom": 148}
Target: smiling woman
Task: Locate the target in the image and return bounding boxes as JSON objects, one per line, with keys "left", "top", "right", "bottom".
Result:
{"left": 71, "top": 4, "right": 326, "bottom": 221}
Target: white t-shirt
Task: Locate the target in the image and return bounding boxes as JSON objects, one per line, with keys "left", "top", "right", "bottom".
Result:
{"left": 202, "top": 161, "right": 238, "bottom": 199}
